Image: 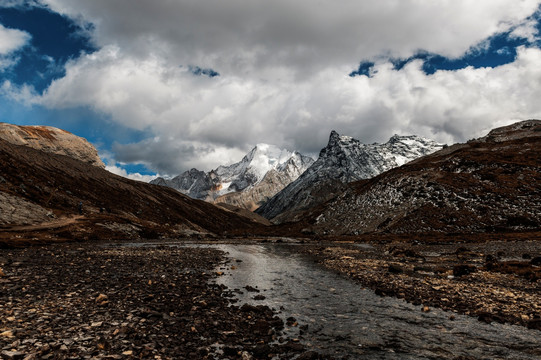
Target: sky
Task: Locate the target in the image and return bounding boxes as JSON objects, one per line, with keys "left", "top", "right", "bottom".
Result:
{"left": 1, "top": 0, "right": 541, "bottom": 180}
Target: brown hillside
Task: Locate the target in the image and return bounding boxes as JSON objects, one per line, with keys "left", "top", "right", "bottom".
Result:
{"left": 305, "top": 120, "right": 541, "bottom": 235}
{"left": 0, "top": 139, "right": 266, "bottom": 245}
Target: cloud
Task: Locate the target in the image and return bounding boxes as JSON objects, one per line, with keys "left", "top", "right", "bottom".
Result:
{"left": 33, "top": 44, "right": 541, "bottom": 175}
{"left": 0, "top": 24, "right": 30, "bottom": 70}
{"left": 7, "top": 0, "right": 541, "bottom": 175}
{"left": 41, "top": 0, "right": 541, "bottom": 76}
{"left": 510, "top": 18, "right": 540, "bottom": 42}
{"left": 1, "top": 80, "right": 38, "bottom": 105}
{"left": 105, "top": 164, "right": 158, "bottom": 183}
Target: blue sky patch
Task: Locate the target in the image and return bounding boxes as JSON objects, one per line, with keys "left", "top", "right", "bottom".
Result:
{"left": 349, "top": 61, "right": 375, "bottom": 77}
{"left": 351, "top": 15, "right": 541, "bottom": 77}
{"left": 188, "top": 65, "right": 220, "bottom": 77}
{"left": 0, "top": 5, "right": 96, "bottom": 93}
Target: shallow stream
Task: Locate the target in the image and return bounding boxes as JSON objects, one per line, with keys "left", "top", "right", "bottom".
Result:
{"left": 211, "top": 244, "right": 540, "bottom": 359}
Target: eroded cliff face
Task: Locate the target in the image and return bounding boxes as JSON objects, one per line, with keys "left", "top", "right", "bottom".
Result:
{"left": 0, "top": 123, "right": 105, "bottom": 168}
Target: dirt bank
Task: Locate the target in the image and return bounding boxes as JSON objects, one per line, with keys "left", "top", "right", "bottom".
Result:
{"left": 302, "top": 238, "right": 541, "bottom": 330}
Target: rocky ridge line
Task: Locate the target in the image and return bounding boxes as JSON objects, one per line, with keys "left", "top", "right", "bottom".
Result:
{"left": 256, "top": 130, "right": 444, "bottom": 223}
{"left": 0, "top": 122, "right": 105, "bottom": 168}
{"left": 151, "top": 144, "right": 314, "bottom": 210}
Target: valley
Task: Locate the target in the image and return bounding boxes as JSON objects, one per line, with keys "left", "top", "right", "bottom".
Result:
{"left": 0, "top": 120, "right": 540, "bottom": 359}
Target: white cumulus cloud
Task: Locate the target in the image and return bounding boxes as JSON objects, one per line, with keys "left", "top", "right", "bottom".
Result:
{"left": 8, "top": 0, "right": 541, "bottom": 175}
{"left": 0, "top": 23, "right": 31, "bottom": 71}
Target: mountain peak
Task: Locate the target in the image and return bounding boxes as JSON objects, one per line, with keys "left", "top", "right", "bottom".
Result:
{"left": 329, "top": 130, "right": 340, "bottom": 139}
{"left": 257, "top": 130, "right": 444, "bottom": 222}
{"left": 151, "top": 143, "right": 314, "bottom": 209}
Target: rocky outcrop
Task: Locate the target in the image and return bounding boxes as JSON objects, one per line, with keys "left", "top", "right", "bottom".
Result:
{"left": 151, "top": 144, "right": 314, "bottom": 210}
{"left": 0, "top": 192, "right": 51, "bottom": 226}
{"left": 0, "top": 123, "right": 105, "bottom": 168}
{"left": 308, "top": 120, "right": 541, "bottom": 235}
{"left": 256, "top": 131, "right": 444, "bottom": 223}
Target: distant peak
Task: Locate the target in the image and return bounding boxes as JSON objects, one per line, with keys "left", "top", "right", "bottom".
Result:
{"left": 253, "top": 143, "right": 274, "bottom": 151}
{"left": 328, "top": 130, "right": 341, "bottom": 146}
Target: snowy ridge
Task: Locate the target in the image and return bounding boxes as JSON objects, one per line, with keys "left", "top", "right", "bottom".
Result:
{"left": 309, "top": 120, "right": 541, "bottom": 235}
{"left": 150, "top": 144, "right": 314, "bottom": 208}
{"left": 256, "top": 130, "right": 444, "bottom": 222}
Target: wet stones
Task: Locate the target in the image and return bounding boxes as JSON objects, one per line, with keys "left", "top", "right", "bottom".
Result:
{"left": 452, "top": 264, "right": 477, "bottom": 277}
{"left": 0, "top": 243, "right": 311, "bottom": 359}
{"left": 531, "top": 256, "right": 541, "bottom": 266}
{"left": 301, "top": 241, "right": 541, "bottom": 329}
{"left": 244, "top": 285, "right": 260, "bottom": 292}
{"left": 1, "top": 350, "right": 24, "bottom": 360}
{"left": 388, "top": 263, "right": 404, "bottom": 274}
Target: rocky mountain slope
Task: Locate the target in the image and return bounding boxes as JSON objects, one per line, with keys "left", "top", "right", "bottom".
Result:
{"left": 256, "top": 131, "right": 444, "bottom": 223}
{"left": 151, "top": 144, "right": 314, "bottom": 210}
{"left": 0, "top": 122, "right": 105, "bottom": 168}
{"left": 0, "top": 138, "right": 266, "bottom": 244}
{"left": 307, "top": 120, "right": 541, "bottom": 235}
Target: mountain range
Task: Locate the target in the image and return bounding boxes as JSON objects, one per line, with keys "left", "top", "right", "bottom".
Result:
{"left": 0, "top": 125, "right": 265, "bottom": 245}
{"left": 1, "top": 120, "right": 539, "bottom": 246}
{"left": 151, "top": 144, "right": 314, "bottom": 211}
{"left": 256, "top": 131, "right": 444, "bottom": 223}
{"left": 303, "top": 120, "right": 541, "bottom": 235}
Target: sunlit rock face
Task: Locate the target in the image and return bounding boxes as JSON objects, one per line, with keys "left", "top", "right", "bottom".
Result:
{"left": 0, "top": 122, "right": 105, "bottom": 168}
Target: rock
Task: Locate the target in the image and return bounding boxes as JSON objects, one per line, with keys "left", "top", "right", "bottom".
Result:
{"left": 527, "top": 319, "right": 541, "bottom": 330}
{"left": 95, "top": 293, "right": 108, "bottom": 303}
{"left": 453, "top": 265, "right": 476, "bottom": 277}
{"left": 0, "top": 123, "right": 105, "bottom": 167}
{"left": 388, "top": 264, "right": 404, "bottom": 274}
{"left": 297, "top": 351, "right": 321, "bottom": 360}
{"left": 1, "top": 351, "right": 24, "bottom": 360}
{"left": 422, "top": 306, "right": 430, "bottom": 312}
{"left": 286, "top": 317, "right": 297, "bottom": 326}
{"left": 0, "top": 267, "right": 4, "bottom": 277}
{"left": 122, "top": 350, "right": 133, "bottom": 356}
{"left": 251, "top": 344, "right": 271, "bottom": 358}
{"left": 1, "top": 330, "right": 14, "bottom": 338}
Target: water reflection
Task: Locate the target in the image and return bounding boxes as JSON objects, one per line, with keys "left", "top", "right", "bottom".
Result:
{"left": 214, "top": 244, "right": 540, "bottom": 360}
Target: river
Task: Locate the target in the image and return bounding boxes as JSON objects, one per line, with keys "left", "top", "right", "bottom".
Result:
{"left": 211, "top": 243, "right": 540, "bottom": 360}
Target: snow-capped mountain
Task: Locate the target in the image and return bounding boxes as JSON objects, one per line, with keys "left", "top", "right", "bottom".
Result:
{"left": 150, "top": 144, "right": 314, "bottom": 210}
{"left": 256, "top": 130, "right": 444, "bottom": 223}
{"left": 309, "top": 120, "right": 541, "bottom": 235}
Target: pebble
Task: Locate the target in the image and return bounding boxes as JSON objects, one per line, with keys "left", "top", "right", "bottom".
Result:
{"left": 0, "top": 244, "right": 310, "bottom": 359}
{"left": 304, "top": 241, "right": 541, "bottom": 329}
{"left": 1, "top": 350, "right": 24, "bottom": 359}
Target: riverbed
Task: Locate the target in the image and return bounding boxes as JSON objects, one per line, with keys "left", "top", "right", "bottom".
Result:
{"left": 212, "top": 243, "right": 541, "bottom": 359}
